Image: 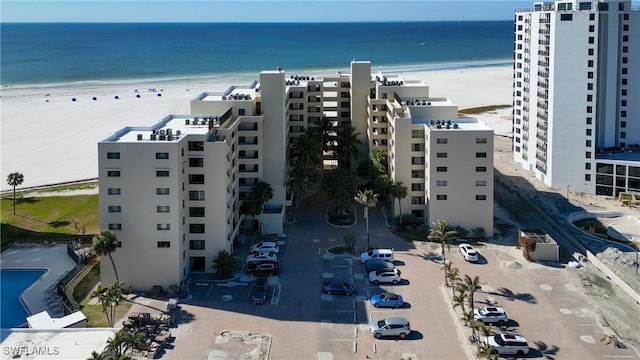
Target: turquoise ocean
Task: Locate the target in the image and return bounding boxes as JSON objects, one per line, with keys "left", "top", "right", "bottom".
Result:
{"left": 1, "top": 21, "right": 513, "bottom": 86}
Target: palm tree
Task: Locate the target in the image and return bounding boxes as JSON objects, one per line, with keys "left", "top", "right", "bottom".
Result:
{"left": 104, "top": 328, "right": 128, "bottom": 360}
{"left": 452, "top": 288, "right": 467, "bottom": 317}
{"left": 427, "top": 220, "right": 458, "bottom": 263}
{"left": 93, "top": 230, "right": 120, "bottom": 282}
{"left": 6, "top": 172, "right": 24, "bottom": 215}
{"left": 390, "top": 181, "right": 408, "bottom": 223}
{"left": 123, "top": 330, "right": 145, "bottom": 358}
{"left": 291, "top": 129, "right": 322, "bottom": 170}
{"left": 354, "top": 189, "right": 379, "bottom": 250}
{"left": 458, "top": 274, "right": 482, "bottom": 313}
{"left": 317, "top": 115, "right": 336, "bottom": 153}
{"left": 335, "top": 125, "right": 362, "bottom": 169}
{"left": 241, "top": 180, "right": 274, "bottom": 233}
{"left": 286, "top": 162, "right": 312, "bottom": 207}
{"left": 472, "top": 227, "right": 487, "bottom": 242}
{"left": 447, "top": 266, "right": 461, "bottom": 289}
{"left": 90, "top": 282, "right": 124, "bottom": 327}
{"left": 442, "top": 260, "right": 452, "bottom": 287}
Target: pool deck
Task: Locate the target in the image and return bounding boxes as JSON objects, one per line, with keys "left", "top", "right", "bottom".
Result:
{"left": 1, "top": 244, "right": 76, "bottom": 322}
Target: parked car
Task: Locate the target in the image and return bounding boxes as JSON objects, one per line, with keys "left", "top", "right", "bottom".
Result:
{"left": 459, "top": 244, "right": 479, "bottom": 262}
{"left": 322, "top": 280, "right": 355, "bottom": 296}
{"left": 250, "top": 278, "right": 269, "bottom": 305}
{"left": 485, "top": 334, "right": 530, "bottom": 356}
{"left": 246, "top": 261, "right": 279, "bottom": 276}
{"left": 369, "top": 269, "right": 401, "bottom": 284}
{"left": 364, "top": 259, "right": 395, "bottom": 274}
{"left": 369, "top": 317, "right": 410, "bottom": 339}
{"left": 370, "top": 292, "right": 404, "bottom": 308}
{"left": 474, "top": 306, "right": 508, "bottom": 326}
{"left": 246, "top": 251, "right": 277, "bottom": 265}
{"left": 249, "top": 241, "right": 280, "bottom": 254}
{"left": 360, "top": 248, "right": 394, "bottom": 263}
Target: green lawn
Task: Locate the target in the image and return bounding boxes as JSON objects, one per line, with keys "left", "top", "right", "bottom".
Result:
{"left": 0, "top": 194, "right": 99, "bottom": 250}
{"left": 73, "top": 260, "right": 132, "bottom": 327}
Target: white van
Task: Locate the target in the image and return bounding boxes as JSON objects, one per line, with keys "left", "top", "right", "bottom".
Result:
{"left": 360, "top": 249, "right": 394, "bottom": 263}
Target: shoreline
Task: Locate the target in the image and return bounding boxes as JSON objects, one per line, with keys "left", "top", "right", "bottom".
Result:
{"left": 1, "top": 62, "right": 514, "bottom": 190}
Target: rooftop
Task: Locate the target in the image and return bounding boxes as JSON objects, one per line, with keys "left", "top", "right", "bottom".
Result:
{"left": 417, "top": 117, "right": 493, "bottom": 132}
{"left": 1, "top": 328, "right": 117, "bottom": 359}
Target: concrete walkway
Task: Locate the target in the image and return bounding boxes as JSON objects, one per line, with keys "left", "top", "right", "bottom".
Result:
{"left": 1, "top": 244, "right": 76, "bottom": 319}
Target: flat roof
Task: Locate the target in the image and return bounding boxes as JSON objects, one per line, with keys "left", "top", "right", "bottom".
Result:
{"left": 1, "top": 328, "right": 117, "bottom": 360}
{"left": 101, "top": 114, "right": 224, "bottom": 143}
{"left": 27, "top": 311, "right": 86, "bottom": 329}
{"left": 417, "top": 117, "right": 493, "bottom": 131}
{"left": 194, "top": 81, "right": 259, "bottom": 102}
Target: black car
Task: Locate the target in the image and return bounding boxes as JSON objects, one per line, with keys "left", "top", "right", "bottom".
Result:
{"left": 322, "top": 280, "right": 355, "bottom": 296}
{"left": 251, "top": 278, "right": 269, "bottom": 305}
{"left": 364, "top": 259, "right": 396, "bottom": 274}
{"left": 246, "top": 261, "right": 279, "bottom": 276}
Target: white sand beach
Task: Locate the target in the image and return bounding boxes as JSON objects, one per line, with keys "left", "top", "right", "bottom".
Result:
{"left": 1, "top": 65, "right": 513, "bottom": 189}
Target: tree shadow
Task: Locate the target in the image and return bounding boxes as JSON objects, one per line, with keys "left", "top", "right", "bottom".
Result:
{"left": 171, "top": 307, "right": 196, "bottom": 326}
{"left": 528, "top": 340, "right": 560, "bottom": 359}
{"left": 487, "top": 287, "right": 537, "bottom": 304}
{"left": 49, "top": 220, "right": 70, "bottom": 228}
{"left": 16, "top": 197, "right": 40, "bottom": 205}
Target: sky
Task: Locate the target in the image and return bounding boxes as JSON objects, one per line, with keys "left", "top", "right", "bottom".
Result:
{"left": 1, "top": 0, "right": 534, "bottom": 23}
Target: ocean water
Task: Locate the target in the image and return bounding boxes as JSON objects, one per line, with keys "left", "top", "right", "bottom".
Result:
{"left": 0, "top": 22, "right": 513, "bottom": 85}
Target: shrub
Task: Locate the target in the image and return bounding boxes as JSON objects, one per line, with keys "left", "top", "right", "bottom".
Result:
{"left": 211, "top": 250, "right": 236, "bottom": 279}
{"left": 519, "top": 237, "right": 536, "bottom": 261}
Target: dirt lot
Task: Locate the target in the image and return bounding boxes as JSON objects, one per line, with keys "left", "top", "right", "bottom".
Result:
{"left": 492, "top": 134, "right": 640, "bottom": 348}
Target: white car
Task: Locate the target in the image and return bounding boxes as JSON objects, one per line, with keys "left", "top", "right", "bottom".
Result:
{"left": 360, "top": 248, "right": 394, "bottom": 263}
{"left": 246, "top": 251, "right": 277, "bottom": 265}
{"left": 249, "top": 241, "right": 280, "bottom": 254}
{"left": 459, "top": 244, "right": 479, "bottom": 262}
{"left": 369, "top": 269, "right": 401, "bottom": 284}
{"left": 474, "top": 306, "right": 508, "bottom": 326}
{"left": 485, "top": 334, "right": 529, "bottom": 356}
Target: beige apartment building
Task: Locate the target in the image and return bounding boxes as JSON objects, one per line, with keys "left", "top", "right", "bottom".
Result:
{"left": 98, "top": 61, "right": 493, "bottom": 290}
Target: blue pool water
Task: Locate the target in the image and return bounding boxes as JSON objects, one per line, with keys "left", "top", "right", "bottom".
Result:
{"left": 1, "top": 269, "right": 47, "bottom": 328}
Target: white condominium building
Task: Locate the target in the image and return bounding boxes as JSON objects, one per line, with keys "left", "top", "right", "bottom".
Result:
{"left": 513, "top": 0, "right": 640, "bottom": 196}
{"left": 98, "top": 61, "right": 494, "bottom": 290}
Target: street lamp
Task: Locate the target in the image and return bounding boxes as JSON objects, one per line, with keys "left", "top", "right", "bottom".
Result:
{"left": 566, "top": 184, "right": 571, "bottom": 200}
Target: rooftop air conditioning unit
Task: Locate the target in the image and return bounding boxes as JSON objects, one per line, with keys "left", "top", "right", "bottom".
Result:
{"left": 159, "top": 135, "right": 166, "bottom": 140}
{"left": 159, "top": 129, "right": 166, "bottom": 136}
{"left": 185, "top": 119, "right": 190, "bottom": 125}
{"left": 137, "top": 134, "right": 143, "bottom": 141}
{"left": 150, "top": 134, "right": 157, "bottom": 140}
{"left": 166, "top": 128, "right": 172, "bottom": 135}
{"left": 176, "top": 130, "right": 181, "bottom": 136}
{"left": 167, "top": 135, "right": 173, "bottom": 141}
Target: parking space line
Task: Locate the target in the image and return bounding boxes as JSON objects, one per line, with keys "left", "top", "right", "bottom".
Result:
{"left": 206, "top": 284, "right": 213, "bottom": 297}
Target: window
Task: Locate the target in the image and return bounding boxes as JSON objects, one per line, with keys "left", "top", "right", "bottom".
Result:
{"left": 619, "top": 2, "right": 624, "bottom": 11}
{"left": 588, "top": 37, "right": 594, "bottom": 44}
{"left": 587, "top": 72, "right": 593, "bottom": 79}
{"left": 586, "top": 129, "right": 592, "bottom": 136}
{"left": 587, "top": 83, "right": 593, "bottom": 90}
{"left": 189, "top": 158, "right": 204, "bottom": 167}
{"left": 157, "top": 223, "right": 171, "bottom": 230}
{"left": 108, "top": 223, "right": 122, "bottom": 230}
{"left": 476, "top": 166, "right": 487, "bottom": 172}
{"left": 586, "top": 163, "right": 591, "bottom": 170}
{"left": 411, "top": 183, "right": 424, "bottom": 191}
{"left": 156, "top": 170, "right": 170, "bottom": 177}
{"left": 586, "top": 117, "right": 593, "bottom": 125}
{"left": 107, "top": 188, "right": 121, "bottom": 195}
{"left": 588, "top": 25, "right": 594, "bottom": 32}
{"left": 156, "top": 152, "right": 169, "bottom": 159}
{"left": 476, "top": 137, "right": 487, "bottom": 144}
{"left": 107, "top": 170, "right": 121, "bottom": 177}
{"left": 239, "top": 108, "right": 246, "bottom": 116}
{"left": 475, "top": 195, "right": 487, "bottom": 200}
{"left": 436, "top": 152, "right": 448, "bottom": 158}
{"left": 411, "top": 157, "right": 425, "bottom": 165}
{"left": 586, "top": 151, "right": 592, "bottom": 159}
{"left": 189, "top": 207, "right": 205, "bottom": 217}
{"left": 588, "top": 48, "right": 594, "bottom": 56}
{"left": 189, "top": 190, "right": 205, "bottom": 200}
{"left": 411, "top": 170, "right": 424, "bottom": 178}
{"left": 475, "top": 180, "right": 487, "bottom": 186}
{"left": 411, "top": 143, "right": 424, "bottom": 151}
{"left": 156, "top": 188, "right": 170, "bottom": 195}
{"left": 157, "top": 241, "right": 171, "bottom": 248}
{"left": 622, "top": 67, "right": 628, "bottom": 75}
{"left": 436, "top": 195, "right": 447, "bottom": 200}
{"left": 157, "top": 206, "right": 170, "bottom": 213}
{"left": 188, "top": 141, "right": 204, "bottom": 151}
{"left": 621, "top": 121, "right": 626, "bottom": 128}
{"left": 589, "top": 14, "right": 595, "bottom": 20}
{"left": 436, "top": 180, "right": 447, "bottom": 186}
{"left": 190, "top": 224, "right": 205, "bottom": 233}
{"left": 585, "top": 174, "right": 591, "bottom": 181}
{"left": 436, "top": 166, "right": 448, "bottom": 172}
{"left": 587, "top": 60, "right": 593, "bottom": 68}
{"left": 560, "top": 13, "right": 573, "bottom": 21}
{"left": 411, "top": 130, "right": 424, "bottom": 138}
{"left": 586, "top": 140, "right": 592, "bottom": 147}
{"left": 189, "top": 174, "right": 205, "bottom": 184}
{"left": 587, "top": 94, "right": 593, "bottom": 101}
{"left": 107, "top": 152, "right": 120, "bottom": 159}
{"left": 190, "top": 240, "right": 205, "bottom": 250}
{"left": 410, "top": 196, "right": 425, "bottom": 205}
{"left": 436, "top": 138, "right": 448, "bottom": 144}
{"left": 620, "top": 132, "right": 626, "bottom": 139}
{"left": 476, "top": 152, "right": 487, "bottom": 158}
{"left": 621, "top": 110, "right": 627, "bottom": 118}
{"left": 587, "top": 106, "right": 592, "bottom": 113}
{"left": 108, "top": 205, "right": 121, "bottom": 213}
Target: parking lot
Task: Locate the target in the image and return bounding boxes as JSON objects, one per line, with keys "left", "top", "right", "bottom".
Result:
{"left": 151, "top": 191, "right": 639, "bottom": 360}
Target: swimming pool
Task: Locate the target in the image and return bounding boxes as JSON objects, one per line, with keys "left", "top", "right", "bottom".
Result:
{"left": 1, "top": 269, "right": 47, "bottom": 328}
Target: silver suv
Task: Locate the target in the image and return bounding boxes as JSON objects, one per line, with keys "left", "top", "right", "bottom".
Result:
{"left": 474, "top": 306, "right": 508, "bottom": 326}
{"left": 485, "top": 334, "right": 529, "bottom": 356}
{"left": 369, "top": 317, "right": 410, "bottom": 339}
